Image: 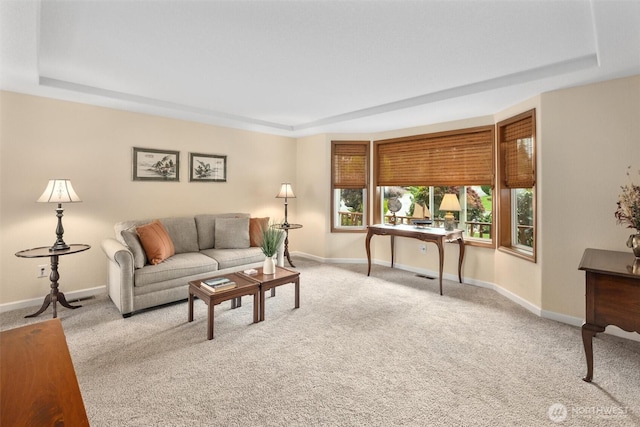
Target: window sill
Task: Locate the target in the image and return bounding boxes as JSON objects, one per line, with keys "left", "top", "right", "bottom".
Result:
{"left": 498, "top": 245, "right": 536, "bottom": 263}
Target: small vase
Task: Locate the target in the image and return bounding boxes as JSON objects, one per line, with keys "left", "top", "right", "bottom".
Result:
{"left": 263, "top": 256, "right": 276, "bottom": 274}
{"left": 626, "top": 234, "right": 640, "bottom": 258}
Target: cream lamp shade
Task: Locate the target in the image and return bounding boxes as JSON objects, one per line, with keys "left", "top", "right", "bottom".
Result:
{"left": 276, "top": 183, "right": 296, "bottom": 199}
{"left": 439, "top": 194, "right": 460, "bottom": 231}
{"left": 37, "top": 179, "right": 82, "bottom": 251}
{"left": 37, "top": 179, "right": 82, "bottom": 203}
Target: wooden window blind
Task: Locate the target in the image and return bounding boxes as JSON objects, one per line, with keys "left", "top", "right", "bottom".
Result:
{"left": 375, "top": 125, "right": 494, "bottom": 187}
{"left": 332, "top": 141, "right": 368, "bottom": 189}
{"left": 499, "top": 110, "right": 535, "bottom": 188}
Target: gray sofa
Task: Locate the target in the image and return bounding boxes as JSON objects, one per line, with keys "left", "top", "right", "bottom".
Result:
{"left": 101, "top": 213, "right": 282, "bottom": 317}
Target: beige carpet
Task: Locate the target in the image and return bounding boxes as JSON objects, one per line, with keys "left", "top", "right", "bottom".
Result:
{"left": 1, "top": 259, "right": 639, "bottom": 426}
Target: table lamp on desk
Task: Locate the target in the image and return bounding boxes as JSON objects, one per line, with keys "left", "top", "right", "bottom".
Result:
{"left": 439, "top": 193, "right": 460, "bottom": 232}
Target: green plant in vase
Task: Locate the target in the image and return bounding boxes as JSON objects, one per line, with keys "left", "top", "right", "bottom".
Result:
{"left": 260, "top": 222, "right": 285, "bottom": 273}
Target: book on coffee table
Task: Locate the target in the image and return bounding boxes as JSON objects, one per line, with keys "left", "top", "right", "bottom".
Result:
{"left": 200, "top": 277, "right": 236, "bottom": 293}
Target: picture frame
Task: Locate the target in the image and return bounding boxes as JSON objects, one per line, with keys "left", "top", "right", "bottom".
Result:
{"left": 189, "top": 152, "right": 227, "bottom": 182}
{"left": 132, "top": 147, "right": 180, "bottom": 181}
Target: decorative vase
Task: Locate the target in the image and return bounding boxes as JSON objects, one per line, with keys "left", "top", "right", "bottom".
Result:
{"left": 263, "top": 256, "right": 276, "bottom": 274}
{"left": 626, "top": 234, "right": 640, "bottom": 258}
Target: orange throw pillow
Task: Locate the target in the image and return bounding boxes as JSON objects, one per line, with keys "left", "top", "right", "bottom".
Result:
{"left": 249, "top": 217, "right": 269, "bottom": 247}
{"left": 136, "top": 220, "right": 175, "bottom": 265}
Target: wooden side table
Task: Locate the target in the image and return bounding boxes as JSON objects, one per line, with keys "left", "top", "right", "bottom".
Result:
{"left": 578, "top": 248, "right": 639, "bottom": 382}
{"left": 272, "top": 223, "right": 303, "bottom": 267}
{"left": 188, "top": 273, "right": 260, "bottom": 340}
{"left": 15, "top": 244, "right": 90, "bottom": 318}
{"left": 1, "top": 319, "right": 89, "bottom": 426}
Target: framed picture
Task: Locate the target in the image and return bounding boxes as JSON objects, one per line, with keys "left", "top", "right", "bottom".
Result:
{"left": 189, "top": 152, "right": 227, "bottom": 182}
{"left": 132, "top": 147, "right": 180, "bottom": 181}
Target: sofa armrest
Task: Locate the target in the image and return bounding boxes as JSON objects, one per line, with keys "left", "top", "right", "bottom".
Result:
{"left": 101, "top": 238, "right": 135, "bottom": 316}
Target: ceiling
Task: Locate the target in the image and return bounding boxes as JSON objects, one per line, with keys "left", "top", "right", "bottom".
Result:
{"left": 1, "top": 0, "right": 639, "bottom": 137}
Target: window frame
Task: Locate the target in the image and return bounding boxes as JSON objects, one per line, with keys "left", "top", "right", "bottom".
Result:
{"left": 330, "top": 140, "right": 370, "bottom": 233}
{"left": 496, "top": 109, "right": 537, "bottom": 262}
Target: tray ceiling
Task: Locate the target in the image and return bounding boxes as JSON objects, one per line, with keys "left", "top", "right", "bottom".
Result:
{"left": 1, "top": 0, "right": 639, "bottom": 136}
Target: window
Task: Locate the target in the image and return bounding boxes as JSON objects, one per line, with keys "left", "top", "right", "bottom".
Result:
{"left": 379, "top": 186, "right": 493, "bottom": 242}
{"left": 374, "top": 126, "right": 495, "bottom": 247}
{"left": 497, "top": 109, "right": 536, "bottom": 261}
{"left": 331, "top": 141, "right": 370, "bottom": 232}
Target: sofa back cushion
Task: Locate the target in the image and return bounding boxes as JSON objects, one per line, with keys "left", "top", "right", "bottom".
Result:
{"left": 214, "top": 217, "right": 250, "bottom": 249}
{"left": 195, "top": 213, "right": 249, "bottom": 250}
{"left": 121, "top": 227, "right": 148, "bottom": 269}
{"left": 160, "top": 217, "right": 199, "bottom": 254}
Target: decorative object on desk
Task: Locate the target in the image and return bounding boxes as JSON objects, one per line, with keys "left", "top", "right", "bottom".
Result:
{"left": 413, "top": 202, "right": 431, "bottom": 220}
{"left": 387, "top": 197, "right": 402, "bottom": 225}
{"left": 411, "top": 219, "right": 433, "bottom": 228}
{"left": 260, "top": 221, "right": 285, "bottom": 274}
{"left": 37, "top": 179, "right": 82, "bottom": 251}
{"left": 614, "top": 167, "right": 640, "bottom": 258}
{"left": 132, "top": 147, "right": 179, "bottom": 181}
{"left": 439, "top": 193, "right": 461, "bottom": 231}
{"left": 627, "top": 234, "right": 640, "bottom": 258}
{"left": 189, "top": 152, "right": 227, "bottom": 182}
{"left": 276, "top": 183, "right": 296, "bottom": 227}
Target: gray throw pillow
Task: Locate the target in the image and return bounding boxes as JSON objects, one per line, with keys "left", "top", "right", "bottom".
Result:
{"left": 214, "top": 217, "right": 250, "bottom": 249}
{"left": 121, "top": 227, "right": 147, "bottom": 269}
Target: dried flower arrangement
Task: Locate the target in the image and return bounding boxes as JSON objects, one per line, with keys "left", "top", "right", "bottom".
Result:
{"left": 615, "top": 167, "right": 640, "bottom": 233}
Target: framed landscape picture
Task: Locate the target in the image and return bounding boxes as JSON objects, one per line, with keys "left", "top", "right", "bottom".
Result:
{"left": 132, "top": 147, "right": 180, "bottom": 181}
{"left": 189, "top": 152, "right": 227, "bottom": 182}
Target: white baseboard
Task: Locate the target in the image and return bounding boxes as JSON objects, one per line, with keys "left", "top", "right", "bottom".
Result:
{"left": 0, "top": 286, "right": 106, "bottom": 314}
{"left": 294, "top": 253, "right": 640, "bottom": 343}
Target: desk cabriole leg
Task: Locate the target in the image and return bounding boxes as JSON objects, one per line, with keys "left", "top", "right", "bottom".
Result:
{"left": 390, "top": 235, "right": 395, "bottom": 268}
{"left": 365, "top": 230, "right": 373, "bottom": 276}
{"left": 437, "top": 240, "right": 445, "bottom": 295}
{"left": 581, "top": 323, "right": 603, "bottom": 382}
{"left": 457, "top": 237, "right": 465, "bottom": 283}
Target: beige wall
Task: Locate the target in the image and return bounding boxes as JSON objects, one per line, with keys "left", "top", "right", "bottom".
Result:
{"left": 2, "top": 75, "right": 639, "bottom": 324}
{"left": 538, "top": 76, "right": 640, "bottom": 318}
{"left": 0, "top": 91, "right": 296, "bottom": 305}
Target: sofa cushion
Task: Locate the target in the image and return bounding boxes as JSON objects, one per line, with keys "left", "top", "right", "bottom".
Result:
{"left": 201, "top": 247, "right": 264, "bottom": 270}
{"left": 195, "top": 213, "right": 249, "bottom": 250}
{"left": 136, "top": 220, "right": 175, "bottom": 265}
{"left": 249, "top": 217, "right": 270, "bottom": 247}
{"left": 134, "top": 252, "right": 219, "bottom": 287}
{"left": 214, "top": 217, "right": 250, "bottom": 249}
{"left": 160, "top": 217, "right": 199, "bottom": 254}
{"left": 122, "top": 227, "right": 147, "bottom": 269}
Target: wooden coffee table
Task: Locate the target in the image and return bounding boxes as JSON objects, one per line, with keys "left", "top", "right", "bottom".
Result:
{"left": 188, "top": 272, "right": 260, "bottom": 340}
{"left": 240, "top": 266, "right": 300, "bottom": 321}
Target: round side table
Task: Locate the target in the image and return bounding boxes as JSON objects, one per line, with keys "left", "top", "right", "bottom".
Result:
{"left": 272, "top": 224, "right": 302, "bottom": 267}
{"left": 15, "top": 244, "right": 91, "bottom": 318}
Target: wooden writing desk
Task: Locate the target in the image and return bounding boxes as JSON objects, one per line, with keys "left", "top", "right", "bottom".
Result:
{"left": 578, "top": 248, "right": 640, "bottom": 382}
{"left": 1, "top": 319, "right": 89, "bottom": 426}
{"left": 365, "top": 224, "right": 465, "bottom": 295}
